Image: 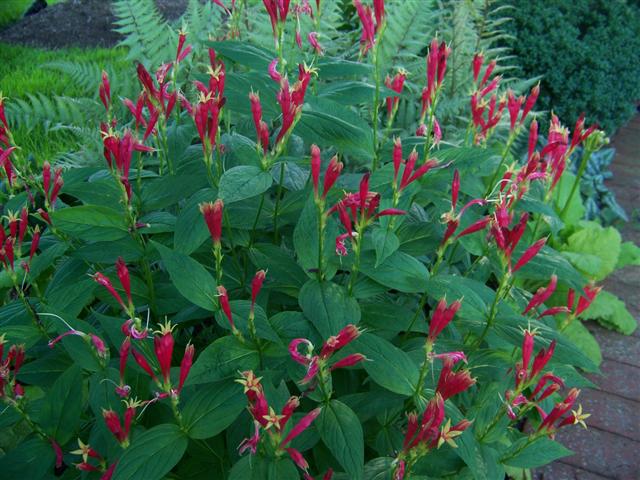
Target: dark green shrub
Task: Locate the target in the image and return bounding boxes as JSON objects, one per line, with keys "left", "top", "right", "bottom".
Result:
{"left": 503, "top": 0, "right": 640, "bottom": 134}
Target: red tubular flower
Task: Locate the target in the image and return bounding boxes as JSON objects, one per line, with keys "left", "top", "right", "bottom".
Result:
{"left": 320, "top": 324, "right": 362, "bottom": 358}
{"left": 472, "top": 52, "right": 484, "bottom": 83}
{"left": 280, "top": 408, "right": 321, "bottom": 447}
{"left": 385, "top": 69, "right": 406, "bottom": 119}
{"left": 451, "top": 169, "right": 460, "bottom": 210}
{"left": 520, "top": 83, "right": 539, "bottom": 126}
{"left": 176, "top": 31, "right": 193, "bottom": 62}
{"left": 115, "top": 257, "right": 132, "bottom": 308}
{"left": 538, "top": 388, "right": 580, "bottom": 432}
{"left": 178, "top": 343, "right": 194, "bottom": 392}
{"left": 18, "top": 207, "right": 28, "bottom": 246}
{"left": 91, "top": 335, "right": 107, "bottom": 358}
{"left": 353, "top": 0, "right": 376, "bottom": 54}
{"left": 428, "top": 298, "right": 462, "bottom": 343}
{"left": 322, "top": 156, "right": 342, "bottom": 198}
{"left": 575, "top": 285, "right": 601, "bottom": 316}
{"left": 289, "top": 338, "right": 314, "bottom": 366}
{"left": 200, "top": 200, "right": 224, "bottom": 245}
{"left": 330, "top": 353, "right": 366, "bottom": 371}
{"left": 93, "top": 272, "right": 127, "bottom": 311}
{"left": 512, "top": 238, "right": 546, "bottom": 273}
{"left": 103, "top": 409, "right": 128, "bottom": 444}
{"left": 528, "top": 119, "right": 538, "bottom": 162}
{"left": 251, "top": 270, "right": 267, "bottom": 310}
{"left": 521, "top": 329, "right": 535, "bottom": 372}
{"left": 50, "top": 169, "right": 63, "bottom": 204}
{"left": 42, "top": 161, "right": 51, "bottom": 198}
{"left": 507, "top": 90, "right": 524, "bottom": 131}
{"left": 310, "top": 144, "right": 321, "bottom": 196}
{"left": 99, "top": 70, "right": 111, "bottom": 112}
{"left": 131, "top": 348, "right": 157, "bottom": 381}
{"left": 523, "top": 275, "right": 557, "bottom": 314}
{"left": 118, "top": 337, "right": 131, "bottom": 389}
{"left": 154, "top": 328, "right": 174, "bottom": 384}
{"left": 286, "top": 447, "right": 309, "bottom": 471}
{"left": 280, "top": 396, "right": 300, "bottom": 429}
{"left": 455, "top": 216, "right": 490, "bottom": 239}
{"left": 530, "top": 340, "right": 556, "bottom": 379}
{"left": 217, "top": 286, "right": 235, "bottom": 330}
{"left": 393, "top": 137, "right": 403, "bottom": 183}
{"left": 28, "top": 226, "right": 41, "bottom": 261}
{"left": 308, "top": 32, "right": 323, "bottom": 55}
{"left": 436, "top": 358, "right": 476, "bottom": 400}
{"left": 136, "top": 63, "right": 159, "bottom": 100}
{"left": 399, "top": 155, "right": 438, "bottom": 191}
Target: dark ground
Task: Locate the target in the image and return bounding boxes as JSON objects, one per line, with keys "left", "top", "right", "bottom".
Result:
{"left": 0, "top": 0, "right": 189, "bottom": 48}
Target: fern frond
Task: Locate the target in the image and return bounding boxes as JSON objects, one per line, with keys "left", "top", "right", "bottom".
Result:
{"left": 42, "top": 60, "right": 138, "bottom": 99}
{"left": 112, "top": 0, "right": 174, "bottom": 66}
{"left": 6, "top": 94, "right": 102, "bottom": 133}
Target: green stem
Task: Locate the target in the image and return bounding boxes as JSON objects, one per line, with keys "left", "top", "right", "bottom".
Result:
{"left": 473, "top": 272, "right": 510, "bottom": 349}
{"left": 413, "top": 341, "right": 433, "bottom": 402}
{"left": 371, "top": 43, "right": 382, "bottom": 172}
{"left": 249, "top": 193, "right": 266, "bottom": 248}
{"left": 272, "top": 162, "right": 286, "bottom": 243}
{"left": 347, "top": 234, "right": 363, "bottom": 296}
{"left": 560, "top": 149, "right": 592, "bottom": 220}
{"left": 484, "top": 132, "right": 516, "bottom": 198}
{"left": 317, "top": 205, "right": 326, "bottom": 282}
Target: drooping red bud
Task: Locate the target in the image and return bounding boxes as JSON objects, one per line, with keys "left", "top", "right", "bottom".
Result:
{"left": 251, "top": 270, "right": 267, "bottom": 310}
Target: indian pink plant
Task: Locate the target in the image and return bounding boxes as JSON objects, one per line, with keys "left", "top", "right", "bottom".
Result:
{"left": 0, "top": 2, "right": 620, "bottom": 478}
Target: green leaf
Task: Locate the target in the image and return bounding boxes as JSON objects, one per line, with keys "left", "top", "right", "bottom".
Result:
{"left": 215, "top": 300, "right": 282, "bottom": 344}
{"left": 44, "top": 257, "right": 95, "bottom": 317}
{"left": 616, "top": 241, "right": 640, "bottom": 269}
{"left": 371, "top": 228, "right": 400, "bottom": 267}
{"left": 298, "top": 279, "right": 361, "bottom": 338}
{"left": 174, "top": 188, "right": 217, "bottom": 254}
{"left": 141, "top": 174, "right": 208, "bottom": 210}
{"left": 187, "top": 336, "right": 260, "bottom": 385}
{"left": 293, "top": 194, "right": 339, "bottom": 280}
{"left": 152, "top": 241, "right": 217, "bottom": 311}
{"left": 578, "top": 290, "right": 637, "bottom": 335}
{"left": 351, "top": 333, "right": 419, "bottom": 396}
{"left": 182, "top": 381, "right": 246, "bottom": 439}
{"left": 297, "top": 98, "right": 374, "bottom": 159}
{"left": 50, "top": 205, "right": 128, "bottom": 241}
{"left": 209, "top": 40, "right": 274, "bottom": 71}
{"left": 562, "top": 221, "right": 621, "bottom": 281}
{"left": 112, "top": 424, "right": 188, "bottom": 480}
{"left": 360, "top": 250, "right": 429, "bottom": 293}
{"left": 38, "top": 364, "right": 84, "bottom": 444}
{"left": 219, "top": 166, "right": 273, "bottom": 204}
{"left": 249, "top": 243, "right": 308, "bottom": 297}
{"left": 0, "top": 437, "right": 55, "bottom": 480}
{"left": 552, "top": 172, "right": 585, "bottom": 226}
{"left": 563, "top": 320, "right": 602, "bottom": 367}
{"left": 317, "top": 400, "right": 364, "bottom": 480}
{"left": 229, "top": 455, "right": 299, "bottom": 480}
{"left": 502, "top": 436, "right": 573, "bottom": 468}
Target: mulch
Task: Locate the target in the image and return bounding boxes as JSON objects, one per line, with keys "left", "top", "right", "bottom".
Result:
{"left": 0, "top": 0, "right": 189, "bottom": 49}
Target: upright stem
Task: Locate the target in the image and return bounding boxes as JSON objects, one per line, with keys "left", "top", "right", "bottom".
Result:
{"left": 316, "top": 205, "right": 326, "bottom": 282}
{"left": 371, "top": 43, "right": 382, "bottom": 172}
{"left": 272, "top": 162, "right": 286, "bottom": 243}
{"left": 413, "top": 341, "right": 433, "bottom": 402}
{"left": 347, "top": 235, "right": 362, "bottom": 296}
{"left": 473, "top": 272, "right": 510, "bottom": 348}
{"left": 484, "top": 132, "right": 516, "bottom": 198}
{"left": 560, "top": 149, "right": 592, "bottom": 221}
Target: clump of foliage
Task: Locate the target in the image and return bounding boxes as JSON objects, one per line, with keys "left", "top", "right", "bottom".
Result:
{"left": 1, "top": 1, "right": 638, "bottom": 480}
{"left": 502, "top": 0, "right": 640, "bottom": 134}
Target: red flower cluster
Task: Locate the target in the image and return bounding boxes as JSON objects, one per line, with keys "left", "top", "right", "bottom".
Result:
{"left": 392, "top": 138, "right": 438, "bottom": 193}
{"left": 310, "top": 144, "right": 343, "bottom": 201}
{"left": 100, "top": 126, "right": 153, "bottom": 201}
{"left": 70, "top": 438, "right": 116, "bottom": 478}
{"left": 394, "top": 357, "right": 474, "bottom": 479}
{"left": 1, "top": 207, "right": 41, "bottom": 272}
{"left": 0, "top": 337, "right": 25, "bottom": 400}
{"left": 353, "top": 0, "right": 385, "bottom": 54}
{"left": 0, "top": 94, "right": 17, "bottom": 187}
{"left": 440, "top": 169, "right": 487, "bottom": 245}
{"left": 331, "top": 173, "right": 405, "bottom": 255}
{"left": 385, "top": 69, "right": 406, "bottom": 120}
{"left": 289, "top": 324, "right": 366, "bottom": 385}
{"left": 192, "top": 49, "right": 226, "bottom": 154}
{"left": 237, "top": 371, "right": 321, "bottom": 474}
{"left": 469, "top": 54, "right": 504, "bottom": 143}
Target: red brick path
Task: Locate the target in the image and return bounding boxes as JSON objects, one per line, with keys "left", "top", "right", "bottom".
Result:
{"left": 536, "top": 116, "right": 640, "bottom": 479}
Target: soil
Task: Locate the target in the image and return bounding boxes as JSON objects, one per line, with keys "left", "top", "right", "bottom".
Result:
{"left": 0, "top": 0, "right": 190, "bottom": 49}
